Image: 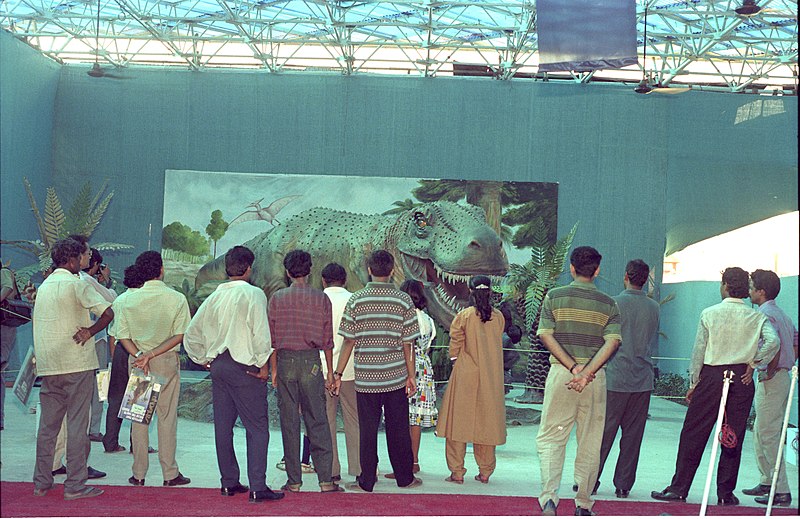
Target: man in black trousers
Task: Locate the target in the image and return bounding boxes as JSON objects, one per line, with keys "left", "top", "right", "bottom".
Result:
{"left": 184, "top": 246, "right": 284, "bottom": 503}
{"left": 596, "top": 260, "right": 660, "bottom": 498}
{"left": 652, "top": 267, "right": 779, "bottom": 506}
{"left": 104, "top": 265, "right": 142, "bottom": 453}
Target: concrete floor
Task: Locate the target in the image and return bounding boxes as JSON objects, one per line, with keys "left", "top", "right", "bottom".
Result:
{"left": 1, "top": 381, "right": 797, "bottom": 512}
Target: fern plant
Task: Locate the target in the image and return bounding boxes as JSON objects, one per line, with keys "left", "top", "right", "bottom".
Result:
{"left": 0, "top": 177, "right": 132, "bottom": 284}
{"left": 503, "top": 219, "right": 578, "bottom": 332}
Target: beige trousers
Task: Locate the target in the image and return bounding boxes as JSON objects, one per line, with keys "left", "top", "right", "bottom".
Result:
{"left": 325, "top": 379, "right": 360, "bottom": 477}
{"left": 129, "top": 351, "right": 180, "bottom": 481}
{"left": 536, "top": 365, "right": 606, "bottom": 510}
{"left": 445, "top": 439, "right": 496, "bottom": 479}
{"left": 754, "top": 369, "right": 791, "bottom": 493}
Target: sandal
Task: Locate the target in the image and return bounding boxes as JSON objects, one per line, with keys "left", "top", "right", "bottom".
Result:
{"left": 281, "top": 483, "right": 302, "bottom": 492}
{"left": 445, "top": 475, "right": 464, "bottom": 484}
{"left": 474, "top": 474, "right": 490, "bottom": 484}
{"left": 320, "top": 483, "right": 344, "bottom": 493}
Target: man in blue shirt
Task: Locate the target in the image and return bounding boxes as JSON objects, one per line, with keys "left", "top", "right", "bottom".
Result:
{"left": 742, "top": 269, "right": 798, "bottom": 507}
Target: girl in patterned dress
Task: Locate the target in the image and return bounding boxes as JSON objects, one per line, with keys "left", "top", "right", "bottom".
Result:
{"left": 401, "top": 280, "right": 438, "bottom": 474}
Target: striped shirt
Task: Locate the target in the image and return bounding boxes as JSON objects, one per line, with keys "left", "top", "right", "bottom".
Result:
{"left": 537, "top": 280, "right": 622, "bottom": 362}
{"left": 268, "top": 284, "right": 333, "bottom": 351}
{"left": 339, "top": 282, "right": 420, "bottom": 393}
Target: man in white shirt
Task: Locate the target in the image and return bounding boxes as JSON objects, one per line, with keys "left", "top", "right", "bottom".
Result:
{"left": 320, "top": 263, "right": 359, "bottom": 482}
{"left": 184, "top": 246, "right": 285, "bottom": 503}
{"left": 32, "top": 238, "right": 114, "bottom": 500}
{"left": 652, "top": 267, "right": 779, "bottom": 506}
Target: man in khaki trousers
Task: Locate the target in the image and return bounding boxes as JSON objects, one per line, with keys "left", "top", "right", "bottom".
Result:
{"left": 535, "top": 246, "right": 622, "bottom": 516}
{"left": 321, "top": 263, "right": 360, "bottom": 481}
{"left": 114, "top": 251, "right": 191, "bottom": 487}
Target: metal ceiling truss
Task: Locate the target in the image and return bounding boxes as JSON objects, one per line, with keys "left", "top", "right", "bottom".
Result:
{"left": 1, "top": 0, "right": 797, "bottom": 93}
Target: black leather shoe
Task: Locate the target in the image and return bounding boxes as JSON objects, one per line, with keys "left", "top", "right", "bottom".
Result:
{"left": 717, "top": 493, "right": 739, "bottom": 506}
{"left": 164, "top": 473, "right": 191, "bottom": 486}
{"left": 51, "top": 465, "right": 67, "bottom": 476}
{"left": 221, "top": 483, "right": 249, "bottom": 496}
{"left": 651, "top": 489, "right": 686, "bottom": 502}
{"left": 249, "top": 488, "right": 285, "bottom": 502}
{"left": 755, "top": 493, "right": 792, "bottom": 506}
{"left": 615, "top": 489, "right": 629, "bottom": 498}
{"left": 542, "top": 499, "right": 557, "bottom": 516}
{"left": 574, "top": 507, "right": 596, "bottom": 516}
{"left": 128, "top": 476, "right": 145, "bottom": 486}
{"left": 742, "top": 484, "right": 770, "bottom": 496}
{"left": 87, "top": 466, "right": 106, "bottom": 479}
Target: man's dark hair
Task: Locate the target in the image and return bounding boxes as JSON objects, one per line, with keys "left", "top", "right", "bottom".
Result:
{"left": 283, "top": 249, "right": 312, "bottom": 278}
{"left": 135, "top": 251, "right": 163, "bottom": 281}
{"left": 122, "top": 265, "right": 144, "bottom": 289}
{"left": 321, "top": 263, "right": 347, "bottom": 285}
{"left": 368, "top": 250, "right": 394, "bottom": 277}
{"left": 84, "top": 248, "right": 103, "bottom": 272}
{"left": 625, "top": 259, "right": 650, "bottom": 288}
{"left": 750, "top": 269, "right": 781, "bottom": 301}
{"left": 51, "top": 238, "right": 85, "bottom": 266}
{"left": 722, "top": 267, "right": 749, "bottom": 298}
{"left": 570, "top": 246, "right": 602, "bottom": 278}
{"left": 67, "top": 234, "right": 89, "bottom": 249}
{"left": 507, "top": 324, "right": 523, "bottom": 344}
{"left": 400, "top": 279, "right": 427, "bottom": 310}
{"left": 225, "top": 246, "right": 255, "bottom": 277}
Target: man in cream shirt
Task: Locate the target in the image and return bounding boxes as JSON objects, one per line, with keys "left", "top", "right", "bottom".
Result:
{"left": 320, "top": 263, "right": 359, "bottom": 482}
{"left": 114, "top": 251, "right": 191, "bottom": 488}
{"left": 184, "top": 246, "right": 284, "bottom": 503}
{"left": 32, "top": 238, "right": 114, "bottom": 500}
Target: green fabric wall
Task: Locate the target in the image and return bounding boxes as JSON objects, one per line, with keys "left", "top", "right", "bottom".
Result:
{"left": 659, "top": 277, "right": 798, "bottom": 425}
{"left": 0, "top": 30, "right": 60, "bottom": 267}
{"left": 48, "top": 68, "right": 670, "bottom": 297}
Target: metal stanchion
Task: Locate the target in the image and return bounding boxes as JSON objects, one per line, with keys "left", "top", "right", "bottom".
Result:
{"left": 699, "top": 370, "right": 734, "bottom": 517}
{"left": 766, "top": 365, "right": 798, "bottom": 516}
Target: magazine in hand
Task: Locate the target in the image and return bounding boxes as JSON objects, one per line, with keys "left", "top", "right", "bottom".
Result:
{"left": 12, "top": 345, "right": 37, "bottom": 405}
{"left": 118, "top": 368, "right": 162, "bottom": 424}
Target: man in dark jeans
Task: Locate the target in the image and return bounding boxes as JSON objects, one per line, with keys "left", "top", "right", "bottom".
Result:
{"left": 268, "top": 250, "right": 340, "bottom": 493}
{"left": 104, "top": 265, "right": 141, "bottom": 453}
{"left": 333, "top": 250, "right": 422, "bottom": 492}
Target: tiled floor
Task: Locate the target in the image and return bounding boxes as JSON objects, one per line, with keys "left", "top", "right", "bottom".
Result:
{"left": 1, "top": 381, "right": 797, "bottom": 511}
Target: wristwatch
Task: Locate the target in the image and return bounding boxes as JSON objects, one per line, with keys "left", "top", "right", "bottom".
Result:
{"left": 134, "top": 350, "right": 144, "bottom": 359}
{"left": 333, "top": 370, "right": 343, "bottom": 378}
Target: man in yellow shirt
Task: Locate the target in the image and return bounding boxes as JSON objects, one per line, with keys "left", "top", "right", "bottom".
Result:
{"left": 114, "top": 251, "right": 191, "bottom": 487}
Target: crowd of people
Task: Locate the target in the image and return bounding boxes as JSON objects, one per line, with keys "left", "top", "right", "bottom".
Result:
{"left": 0, "top": 237, "right": 796, "bottom": 514}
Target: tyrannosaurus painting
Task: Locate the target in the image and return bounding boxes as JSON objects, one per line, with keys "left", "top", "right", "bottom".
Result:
{"left": 195, "top": 201, "right": 508, "bottom": 327}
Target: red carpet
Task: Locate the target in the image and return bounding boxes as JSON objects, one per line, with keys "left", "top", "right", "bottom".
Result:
{"left": 1, "top": 481, "right": 797, "bottom": 517}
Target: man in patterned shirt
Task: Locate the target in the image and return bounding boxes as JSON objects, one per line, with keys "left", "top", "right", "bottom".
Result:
{"left": 332, "top": 250, "right": 422, "bottom": 492}
{"left": 536, "top": 246, "right": 622, "bottom": 516}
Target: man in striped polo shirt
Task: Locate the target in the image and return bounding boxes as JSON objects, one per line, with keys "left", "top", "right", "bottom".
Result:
{"left": 535, "top": 246, "right": 622, "bottom": 516}
{"left": 333, "top": 250, "right": 422, "bottom": 492}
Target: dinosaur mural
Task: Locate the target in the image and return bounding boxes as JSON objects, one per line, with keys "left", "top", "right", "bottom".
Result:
{"left": 195, "top": 201, "right": 508, "bottom": 327}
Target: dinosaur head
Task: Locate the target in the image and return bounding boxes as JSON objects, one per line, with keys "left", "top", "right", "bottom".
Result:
{"left": 394, "top": 201, "right": 508, "bottom": 327}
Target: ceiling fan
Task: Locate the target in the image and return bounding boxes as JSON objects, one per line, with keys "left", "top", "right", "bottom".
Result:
{"left": 87, "top": 0, "right": 129, "bottom": 79}
{"left": 634, "top": 2, "right": 690, "bottom": 95}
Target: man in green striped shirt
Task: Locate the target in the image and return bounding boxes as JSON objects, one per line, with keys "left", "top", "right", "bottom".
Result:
{"left": 535, "top": 246, "right": 622, "bottom": 516}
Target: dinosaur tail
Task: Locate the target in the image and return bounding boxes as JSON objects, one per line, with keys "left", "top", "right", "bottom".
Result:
{"left": 195, "top": 254, "right": 227, "bottom": 291}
